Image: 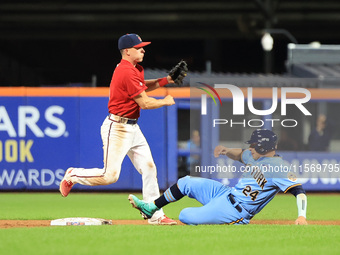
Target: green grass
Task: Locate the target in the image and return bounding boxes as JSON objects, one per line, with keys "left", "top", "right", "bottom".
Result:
{"left": 1, "top": 193, "right": 339, "bottom": 220}
{"left": 255, "top": 193, "right": 340, "bottom": 220}
{"left": 1, "top": 225, "right": 340, "bottom": 255}
{"left": 0, "top": 193, "right": 340, "bottom": 255}
{"left": 0, "top": 193, "right": 200, "bottom": 220}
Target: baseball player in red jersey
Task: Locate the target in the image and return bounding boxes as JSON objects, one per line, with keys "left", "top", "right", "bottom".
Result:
{"left": 59, "top": 33, "right": 187, "bottom": 225}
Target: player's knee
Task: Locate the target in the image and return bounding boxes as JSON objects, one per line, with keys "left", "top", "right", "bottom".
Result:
{"left": 180, "top": 175, "right": 191, "bottom": 181}
{"left": 141, "top": 162, "right": 156, "bottom": 174}
{"left": 177, "top": 175, "right": 192, "bottom": 194}
{"left": 110, "top": 172, "right": 120, "bottom": 183}
{"left": 147, "top": 161, "right": 156, "bottom": 170}
{"left": 109, "top": 175, "right": 119, "bottom": 184}
{"left": 102, "top": 171, "right": 119, "bottom": 184}
{"left": 177, "top": 175, "right": 190, "bottom": 186}
{"left": 178, "top": 209, "right": 189, "bottom": 224}
{"left": 179, "top": 208, "right": 196, "bottom": 225}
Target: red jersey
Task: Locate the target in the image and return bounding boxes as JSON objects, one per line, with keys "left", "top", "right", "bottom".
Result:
{"left": 108, "top": 59, "right": 147, "bottom": 119}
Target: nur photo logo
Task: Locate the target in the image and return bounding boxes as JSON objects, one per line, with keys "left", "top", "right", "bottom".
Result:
{"left": 196, "top": 82, "right": 222, "bottom": 115}
{"left": 195, "top": 83, "right": 312, "bottom": 128}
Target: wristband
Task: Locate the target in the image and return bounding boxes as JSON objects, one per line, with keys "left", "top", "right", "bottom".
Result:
{"left": 157, "top": 77, "right": 168, "bottom": 87}
{"left": 296, "top": 193, "right": 307, "bottom": 218}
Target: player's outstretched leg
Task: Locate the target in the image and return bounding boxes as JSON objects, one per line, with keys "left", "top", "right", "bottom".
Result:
{"left": 128, "top": 194, "right": 159, "bottom": 219}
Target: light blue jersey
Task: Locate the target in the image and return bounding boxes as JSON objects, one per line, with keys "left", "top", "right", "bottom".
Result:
{"left": 231, "top": 149, "right": 301, "bottom": 215}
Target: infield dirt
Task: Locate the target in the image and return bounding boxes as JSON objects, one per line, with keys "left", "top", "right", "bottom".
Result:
{"left": 1, "top": 219, "right": 340, "bottom": 228}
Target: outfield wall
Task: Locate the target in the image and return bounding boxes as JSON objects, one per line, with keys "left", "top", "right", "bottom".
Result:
{"left": 0, "top": 87, "right": 339, "bottom": 191}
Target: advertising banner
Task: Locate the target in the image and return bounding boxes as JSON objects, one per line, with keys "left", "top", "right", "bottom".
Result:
{"left": 0, "top": 94, "right": 167, "bottom": 191}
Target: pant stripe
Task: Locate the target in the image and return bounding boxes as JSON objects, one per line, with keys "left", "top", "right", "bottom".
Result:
{"left": 103, "top": 121, "right": 114, "bottom": 174}
{"left": 70, "top": 120, "right": 113, "bottom": 179}
{"left": 226, "top": 218, "right": 244, "bottom": 225}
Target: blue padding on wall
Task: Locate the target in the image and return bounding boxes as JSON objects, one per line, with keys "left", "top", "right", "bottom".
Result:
{"left": 0, "top": 96, "right": 169, "bottom": 191}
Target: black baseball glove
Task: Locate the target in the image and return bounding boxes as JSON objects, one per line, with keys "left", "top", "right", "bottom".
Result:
{"left": 169, "top": 60, "right": 188, "bottom": 85}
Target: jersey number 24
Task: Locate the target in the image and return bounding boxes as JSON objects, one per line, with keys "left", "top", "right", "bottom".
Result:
{"left": 242, "top": 185, "right": 259, "bottom": 201}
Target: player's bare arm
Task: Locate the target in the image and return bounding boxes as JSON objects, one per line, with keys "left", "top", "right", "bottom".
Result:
{"left": 144, "top": 76, "right": 174, "bottom": 92}
{"left": 295, "top": 193, "right": 308, "bottom": 225}
{"left": 214, "top": 145, "right": 242, "bottom": 160}
{"left": 289, "top": 186, "right": 308, "bottom": 225}
{"left": 134, "top": 90, "right": 175, "bottom": 109}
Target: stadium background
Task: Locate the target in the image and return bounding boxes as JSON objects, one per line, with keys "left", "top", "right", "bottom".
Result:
{"left": 1, "top": 0, "right": 340, "bottom": 192}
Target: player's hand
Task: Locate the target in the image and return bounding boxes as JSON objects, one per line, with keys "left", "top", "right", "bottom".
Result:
{"left": 163, "top": 95, "right": 175, "bottom": 106}
{"left": 166, "top": 75, "right": 175, "bottom": 84}
{"left": 214, "top": 145, "right": 227, "bottom": 158}
{"left": 295, "top": 216, "right": 308, "bottom": 225}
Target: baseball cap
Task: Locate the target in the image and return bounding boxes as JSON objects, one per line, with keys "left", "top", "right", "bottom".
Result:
{"left": 118, "top": 34, "right": 151, "bottom": 50}
{"left": 245, "top": 129, "right": 278, "bottom": 154}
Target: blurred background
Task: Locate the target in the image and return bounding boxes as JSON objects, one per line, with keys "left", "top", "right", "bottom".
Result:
{"left": 1, "top": 0, "right": 340, "bottom": 86}
{"left": 1, "top": 0, "right": 340, "bottom": 191}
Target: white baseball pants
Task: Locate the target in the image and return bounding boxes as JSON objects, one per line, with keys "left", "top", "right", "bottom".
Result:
{"left": 68, "top": 116, "right": 164, "bottom": 220}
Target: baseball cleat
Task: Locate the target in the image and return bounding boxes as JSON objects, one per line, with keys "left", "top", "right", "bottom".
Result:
{"left": 59, "top": 168, "right": 74, "bottom": 197}
{"left": 148, "top": 215, "right": 177, "bottom": 225}
{"left": 128, "top": 194, "right": 159, "bottom": 219}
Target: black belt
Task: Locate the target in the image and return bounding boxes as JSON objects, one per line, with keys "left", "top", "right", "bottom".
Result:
{"left": 124, "top": 119, "right": 138, "bottom": 125}
{"left": 108, "top": 114, "right": 138, "bottom": 125}
{"left": 228, "top": 194, "right": 242, "bottom": 213}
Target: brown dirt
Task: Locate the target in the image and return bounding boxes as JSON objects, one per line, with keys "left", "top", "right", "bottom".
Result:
{"left": 1, "top": 219, "right": 340, "bottom": 228}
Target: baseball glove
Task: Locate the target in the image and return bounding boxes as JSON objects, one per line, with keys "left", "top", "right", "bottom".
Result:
{"left": 169, "top": 60, "right": 188, "bottom": 85}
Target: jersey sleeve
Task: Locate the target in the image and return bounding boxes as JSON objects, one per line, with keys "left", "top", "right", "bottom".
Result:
{"left": 272, "top": 172, "right": 302, "bottom": 193}
{"left": 240, "top": 149, "right": 252, "bottom": 164}
{"left": 125, "top": 68, "right": 147, "bottom": 98}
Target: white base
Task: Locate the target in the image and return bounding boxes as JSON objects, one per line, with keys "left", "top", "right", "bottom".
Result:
{"left": 50, "top": 217, "right": 112, "bottom": 226}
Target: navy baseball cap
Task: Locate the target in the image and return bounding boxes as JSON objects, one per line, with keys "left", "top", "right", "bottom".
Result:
{"left": 118, "top": 34, "right": 151, "bottom": 50}
{"left": 245, "top": 129, "right": 278, "bottom": 154}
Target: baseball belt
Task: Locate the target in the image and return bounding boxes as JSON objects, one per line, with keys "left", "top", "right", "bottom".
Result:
{"left": 108, "top": 113, "right": 138, "bottom": 125}
{"left": 228, "top": 194, "right": 243, "bottom": 213}
{"left": 228, "top": 194, "right": 254, "bottom": 220}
